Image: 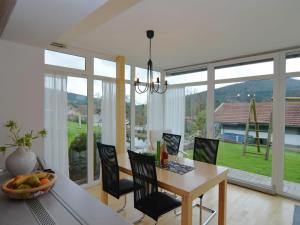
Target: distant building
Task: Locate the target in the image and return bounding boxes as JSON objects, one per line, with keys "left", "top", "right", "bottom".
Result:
{"left": 214, "top": 101, "right": 300, "bottom": 149}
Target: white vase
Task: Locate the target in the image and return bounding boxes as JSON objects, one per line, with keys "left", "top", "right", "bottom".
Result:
{"left": 5, "top": 147, "right": 37, "bottom": 176}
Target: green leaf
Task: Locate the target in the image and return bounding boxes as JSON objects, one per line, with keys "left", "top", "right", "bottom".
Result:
{"left": 39, "top": 129, "right": 47, "bottom": 137}
{"left": 0, "top": 146, "right": 6, "bottom": 152}
{"left": 4, "top": 120, "right": 17, "bottom": 130}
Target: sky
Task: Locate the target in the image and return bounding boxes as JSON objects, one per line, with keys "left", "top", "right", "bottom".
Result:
{"left": 45, "top": 50, "right": 300, "bottom": 102}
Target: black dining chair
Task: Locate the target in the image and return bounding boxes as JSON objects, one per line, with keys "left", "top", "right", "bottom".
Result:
{"left": 193, "top": 137, "right": 219, "bottom": 225}
{"left": 97, "top": 142, "right": 134, "bottom": 213}
{"left": 162, "top": 133, "right": 182, "bottom": 156}
{"left": 128, "top": 150, "right": 181, "bottom": 224}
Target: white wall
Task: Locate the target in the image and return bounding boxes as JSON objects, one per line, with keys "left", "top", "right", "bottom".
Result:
{"left": 0, "top": 39, "right": 44, "bottom": 168}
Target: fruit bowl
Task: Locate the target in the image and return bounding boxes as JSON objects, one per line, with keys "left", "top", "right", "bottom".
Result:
{"left": 1, "top": 171, "right": 57, "bottom": 200}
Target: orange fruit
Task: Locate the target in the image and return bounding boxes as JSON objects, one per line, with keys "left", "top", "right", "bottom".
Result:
{"left": 40, "top": 178, "right": 50, "bottom": 186}
{"left": 14, "top": 175, "right": 23, "bottom": 181}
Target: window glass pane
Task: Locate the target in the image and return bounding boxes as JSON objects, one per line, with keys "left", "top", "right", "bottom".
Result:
{"left": 215, "top": 60, "right": 273, "bottom": 80}
{"left": 125, "top": 84, "right": 131, "bottom": 149}
{"left": 125, "top": 65, "right": 131, "bottom": 80}
{"left": 286, "top": 56, "right": 300, "bottom": 73}
{"left": 45, "top": 50, "right": 85, "bottom": 70}
{"left": 184, "top": 85, "right": 207, "bottom": 153}
{"left": 94, "top": 58, "right": 116, "bottom": 77}
{"left": 167, "top": 70, "right": 207, "bottom": 84}
{"left": 214, "top": 79, "right": 273, "bottom": 187}
{"left": 135, "top": 67, "right": 160, "bottom": 83}
{"left": 67, "top": 77, "right": 88, "bottom": 184}
{"left": 283, "top": 77, "right": 300, "bottom": 197}
{"left": 135, "top": 89, "right": 147, "bottom": 150}
{"left": 93, "top": 80, "right": 102, "bottom": 180}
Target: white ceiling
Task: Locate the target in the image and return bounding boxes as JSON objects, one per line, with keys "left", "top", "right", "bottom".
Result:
{"left": 2, "top": 0, "right": 107, "bottom": 47}
{"left": 2, "top": 0, "right": 300, "bottom": 70}
{"left": 65, "top": 0, "right": 300, "bottom": 70}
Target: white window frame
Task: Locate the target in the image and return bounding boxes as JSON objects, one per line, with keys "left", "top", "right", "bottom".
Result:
{"left": 45, "top": 45, "right": 300, "bottom": 200}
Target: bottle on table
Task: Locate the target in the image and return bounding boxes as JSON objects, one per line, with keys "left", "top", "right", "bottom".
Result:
{"left": 156, "top": 141, "right": 161, "bottom": 166}
{"left": 160, "top": 141, "right": 169, "bottom": 168}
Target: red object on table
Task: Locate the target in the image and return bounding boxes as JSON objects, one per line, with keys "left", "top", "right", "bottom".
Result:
{"left": 160, "top": 144, "right": 168, "bottom": 167}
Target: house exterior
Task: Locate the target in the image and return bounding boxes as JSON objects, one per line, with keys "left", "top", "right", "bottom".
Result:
{"left": 214, "top": 100, "right": 300, "bottom": 149}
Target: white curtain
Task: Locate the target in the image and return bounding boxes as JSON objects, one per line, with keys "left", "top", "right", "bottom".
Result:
{"left": 147, "top": 92, "right": 164, "bottom": 150}
{"left": 164, "top": 87, "right": 185, "bottom": 150}
{"left": 147, "top": 92, "right": 164, "bottom": 130}
{"left": 101, "top": 80, "right": 116, "bottom": 146}
{"left": 44, "top": 74, "right": 69, "bottom": 177}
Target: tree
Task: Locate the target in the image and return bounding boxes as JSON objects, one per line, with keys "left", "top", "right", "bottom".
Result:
{"left": 192, "top": 110, "right": 206, "bottom": 136}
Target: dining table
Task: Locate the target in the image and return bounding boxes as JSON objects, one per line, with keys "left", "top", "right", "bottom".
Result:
{"left": 100, "top": 152, "right": 229, "bottom": 225}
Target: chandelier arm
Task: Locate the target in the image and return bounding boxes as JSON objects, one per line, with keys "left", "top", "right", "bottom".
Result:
{"left": 137, "top": 83, "right": 148, "bottom": 93}
{"left": 156, "top": 84, "right": 168, "bottom": 94}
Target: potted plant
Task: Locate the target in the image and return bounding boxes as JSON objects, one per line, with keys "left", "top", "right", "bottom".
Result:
{"left": 0, "top": 120, "right": 47, "bottom": 176}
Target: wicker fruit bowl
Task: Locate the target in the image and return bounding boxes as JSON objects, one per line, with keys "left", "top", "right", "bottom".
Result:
{"left": 1, "top": 171, "right": 57, "bottom": 200}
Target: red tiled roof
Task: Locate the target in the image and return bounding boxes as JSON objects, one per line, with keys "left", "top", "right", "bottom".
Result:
{"left": 214, "top": 101, "right": 300, "bottom": 127}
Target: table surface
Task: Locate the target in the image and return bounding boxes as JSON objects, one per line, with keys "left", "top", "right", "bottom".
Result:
{"left": 0, "top": 171, "right": 131, "bottom": 225}
{"left": 117, "top": 153, "right": 229, "bottom": 199}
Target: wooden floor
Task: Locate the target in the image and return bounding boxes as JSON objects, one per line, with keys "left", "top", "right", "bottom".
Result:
{"left": 86, "top": 183, "right": 299, "bottom": 225}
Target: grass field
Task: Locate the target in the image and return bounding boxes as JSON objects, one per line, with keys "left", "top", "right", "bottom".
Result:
{"left": 67, "top": 121, "right": 300, "bottom": 184}
{"left": 67, "top": 121, "right": 101, "bottom": 146}
{"left": 186, "top": 141, "right": 300, "bottom": 184}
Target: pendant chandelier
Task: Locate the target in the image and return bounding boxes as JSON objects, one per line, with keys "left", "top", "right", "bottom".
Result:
{"left": 134, "top": 30, "right": 168, "bottom": 94}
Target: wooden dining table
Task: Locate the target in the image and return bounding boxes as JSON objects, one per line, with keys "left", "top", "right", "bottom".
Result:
{"left": 100, "top": 153, "right": 229, "bottom": 225}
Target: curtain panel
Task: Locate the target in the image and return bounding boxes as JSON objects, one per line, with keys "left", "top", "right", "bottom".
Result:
{"left": 164, "top": 87, "right": 185, "bottom": 150}
{"left": 101, "top": 80, "right": 116, "bottom": 146}
{"left": 44, "top": 74, "right": 69, "bottom": 177}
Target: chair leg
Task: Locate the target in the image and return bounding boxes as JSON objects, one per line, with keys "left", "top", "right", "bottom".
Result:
{"left": 195, "top": 197, "right": 216, "bottom": 225}
{"left": 132, "top": 213, "right": 145, "bottom": 224}
{"left": 117, "top": 195, "right": 127, "bottom": 213}
{"left": 199, "top": 197, "right": 203, "bottom": 225}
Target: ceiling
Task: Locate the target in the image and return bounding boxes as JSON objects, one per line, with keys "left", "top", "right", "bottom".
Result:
{"left": 2, "top": 0, "right": 107, "bottom": 47}
{"left": 66, "top": 0, "right": 300, "bottom": 70}
{"left": 2, "top": 0, "right": 300, "bottom": 70}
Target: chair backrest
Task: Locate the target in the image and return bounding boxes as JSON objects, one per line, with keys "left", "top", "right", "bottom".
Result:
{"left": 148, "top": 129, "right": 171, "bottom": 151}
{"left": 162, "top": 133, "right": 181, "bottom": 155}
{"left": 193, "top": 137, "right": 219, "bottom": 165}
{"left": 96, "top": 142, "right": 120, "bottom": 198}
{"left": 128, "top": 150, "right": 158, "bottom": 206}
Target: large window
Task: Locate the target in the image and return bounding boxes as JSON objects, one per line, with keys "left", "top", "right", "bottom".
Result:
{"left": 184, "top": 85, "right": 207, "bottom": 151}
{"left": 93, "top": 80, "right": 102, "bottom": 180}
{"left": 94, "top": 58, "right": 116, "bottom": 77}
{"left": 67, "top": 77, "right": 88, "bottom": 184}
{"left": 125, "top": 84, "right": 131, "bottom": 149}
{"left": 286, "top": 54, "right": 300, "bottom": 73}
{"left": 45, "top": 48, "right": 300, "bottom": 200}
{"left": 283, "top": 77, "right": 300, "bottom": 197}
{"left": 167, "top": 70, "right": 207, "bottom": 84}
{"left": 215, "top": 60, "right": 273, "bottom": 80}
{"left": 214, "top": 79, "right": 273, "bottom": 187}
{"left": 135, "top": 89, "right": 147, "bottom": 150}
{"left": 45, "top": 50, "right": 85, "bottom": 70}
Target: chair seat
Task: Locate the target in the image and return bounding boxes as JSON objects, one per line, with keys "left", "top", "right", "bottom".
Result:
{"left": 136, "top": 192, "right": 181, "bottom": 221}
{"left": 119, "top": 179, "right": 134, "bottom": 196}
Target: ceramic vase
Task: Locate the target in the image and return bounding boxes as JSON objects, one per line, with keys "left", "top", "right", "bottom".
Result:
{"left": 5, "top": 147, "right": 37, "bottom": 176}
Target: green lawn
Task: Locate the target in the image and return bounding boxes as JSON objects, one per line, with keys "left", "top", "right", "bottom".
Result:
{"left": 67, "top": 121, "right": 300, "bottom": 184}
{"left": 186, "top": 141, "right": 300, "bottom": 184}
{"left": 67, "top": 121, "right": 101, "bottom": 146}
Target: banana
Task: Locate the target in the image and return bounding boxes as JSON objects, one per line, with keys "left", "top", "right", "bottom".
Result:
{"left": 13, "top": 175, "right": 30, "bottom": 187}
{"left": 34, "top": 172, "right": 49, "bottom": 179}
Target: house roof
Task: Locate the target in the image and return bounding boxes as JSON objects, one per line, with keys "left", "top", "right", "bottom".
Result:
{"left": 214, "top": 101, "right": 300, "bottom": 127}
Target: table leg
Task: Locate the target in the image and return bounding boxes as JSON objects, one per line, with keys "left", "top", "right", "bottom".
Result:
{"left": 100, "top": 182, "right": 108, "bottom": 205}
{"left": 181, "top": 195, "right": 192, "bottom": 225}
{"left": 218, "top": 179, "right": 227, "bottom": 225}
